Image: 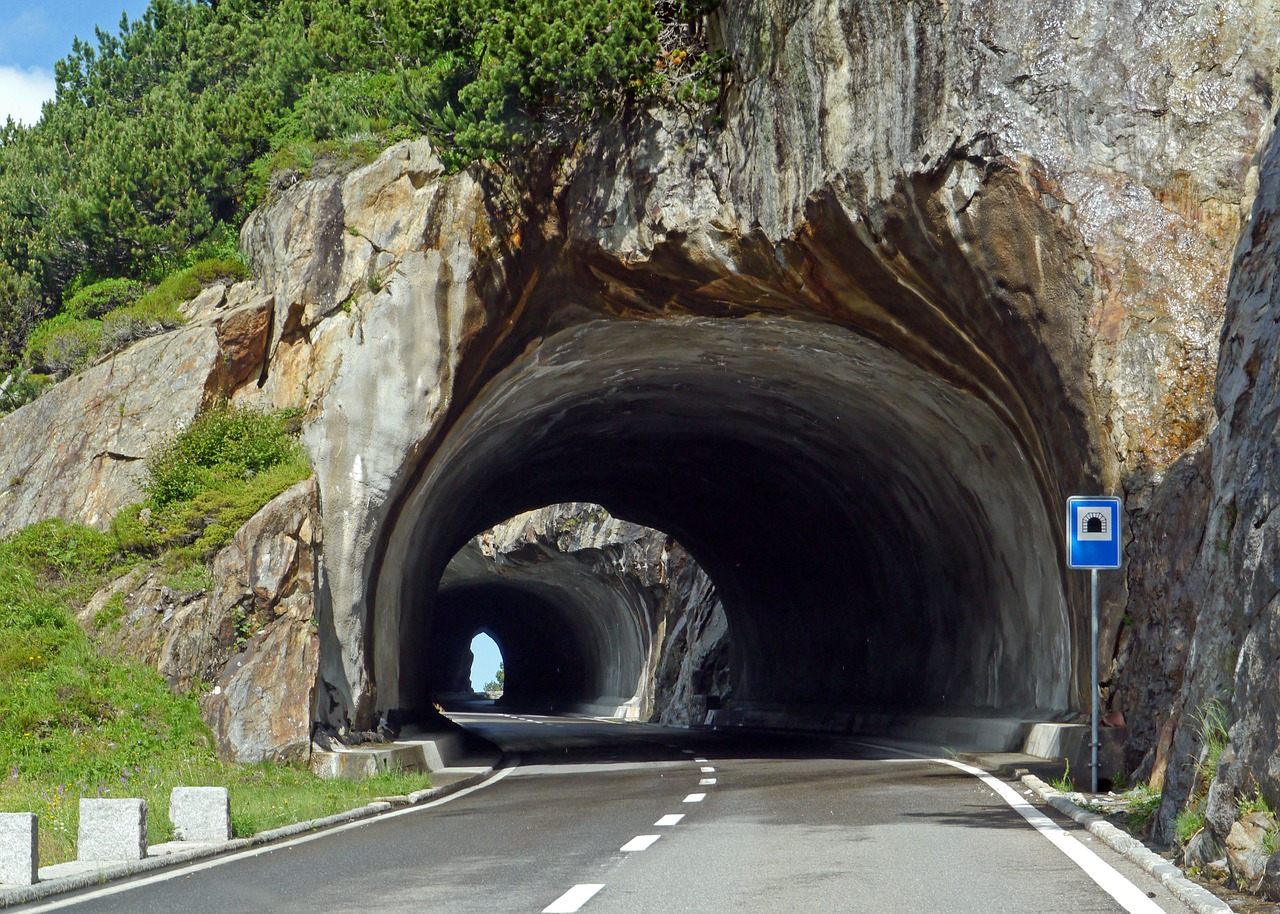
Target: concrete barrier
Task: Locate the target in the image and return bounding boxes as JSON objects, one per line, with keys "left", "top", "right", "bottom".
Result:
{"left": 1022, "top": 722, "right": 1125, "bottom": 781}
{"left": 170, "top": 787, "right": 231, "bottom": 843}
{"left": 78, "top": 799, "right": 147, "bottom": 861}
{"left": 0, "top": 813, "right": 38, "bottom": 886}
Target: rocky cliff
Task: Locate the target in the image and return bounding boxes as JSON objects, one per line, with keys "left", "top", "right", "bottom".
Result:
{"left": 0, "top": 0, "right": 1277, "bottom": 846}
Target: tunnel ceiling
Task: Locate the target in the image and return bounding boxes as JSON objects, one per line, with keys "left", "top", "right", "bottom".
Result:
{"left": 373, "top": 315, "right": 1072, "bottom": 721}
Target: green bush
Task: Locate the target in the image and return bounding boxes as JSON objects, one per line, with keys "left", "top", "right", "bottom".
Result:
{"left": 99, "top": 297, "right": 185, "bottom": 352}
{"left": 143, "top": 405, "right": 305, "bottom": 509}
{"left": 63, "top": 278, "right": 147, "bottom": 319}
{"left": 0, "top": 369, "right": 53, "bottom": 415}
{"left": 22, "top": 315, "right": 105, "bottom": 379}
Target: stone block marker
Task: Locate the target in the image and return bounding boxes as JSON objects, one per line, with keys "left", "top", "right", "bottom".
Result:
{"left": 0, "top": 813, "right": 38, "bottom": 885}
{"left": 170, "top": 787, "right": 231, "bottom": 843}
{"left": 78, "top": 798, "right": 147, "bottom": 861}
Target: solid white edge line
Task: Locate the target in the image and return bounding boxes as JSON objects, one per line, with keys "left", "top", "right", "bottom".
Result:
{"left": 655, "top": 814, "right": 684, "bottom": 826}
{"left": 21, "top": 762, "right": 521, "bottom": 913}
{"left": 620, "top": 834, "right": 661, "bottom": 852}
{"left": 543, "top": 883, "right": 605, "bottom": 913}
{"left": 936, "top": 758, "right": 1165, "bottom": 914}
{"left": 683, "top": 793, "right": 706, "bottom": 803}
{"left": 851, "top": 743, "right": 1165, "bottom": 914}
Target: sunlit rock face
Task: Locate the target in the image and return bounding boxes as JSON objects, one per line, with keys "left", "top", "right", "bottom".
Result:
{"left": 2, "top": 0, "right": 1274, "bottom": 767}
{"left": 1145, "top": 112, "right": 1280, "bottom": 843}
{"left": 430, "top": 503, "right": 730, "bottom": 723}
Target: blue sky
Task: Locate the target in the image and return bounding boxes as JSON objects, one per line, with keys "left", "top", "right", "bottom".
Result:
{"left": 469, "top": 633, "right": 503, "bottom": 692}
{"left": 0, "top": 0, "right": 150, "bottom": 124}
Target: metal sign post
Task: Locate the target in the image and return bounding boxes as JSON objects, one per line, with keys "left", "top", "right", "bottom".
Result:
{"left": 1066, "top": 496, "right": 1122, "bottom": 794}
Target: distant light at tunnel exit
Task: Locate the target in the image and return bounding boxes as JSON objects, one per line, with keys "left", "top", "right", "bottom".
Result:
{"left": 1066, "top": 497, "right": 1122, "bottom": 570}
{"left": 469, "top": 633, "right": 503, "bottom": 692}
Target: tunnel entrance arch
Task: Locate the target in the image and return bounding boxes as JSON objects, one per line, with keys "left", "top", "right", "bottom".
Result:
{"left": 367, "top": 315, "right": 1073, "bottom": 730}
{"left": 428, "top": 503, "right": 731, "bottom": 721}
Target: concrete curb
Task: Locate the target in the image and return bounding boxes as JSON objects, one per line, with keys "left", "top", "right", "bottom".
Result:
{"left": 1021, "top": 774, "right": 1231, "bottom": 914}
{"left": 0, "top": 766, "right": 499, "bottom": 909}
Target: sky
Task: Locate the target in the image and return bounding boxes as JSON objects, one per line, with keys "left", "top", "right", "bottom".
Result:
{"left": 0, "top": 0, "right": 150, "bottom": 124}
{"left": 469, "top": 633, "right": 503, "bottom": 692}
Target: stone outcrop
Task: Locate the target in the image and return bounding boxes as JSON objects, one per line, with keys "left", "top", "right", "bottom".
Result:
{"left": 82, "top": 480, "right": 320, "bottom": 763}
{"left": 1141, "top": 104, "right": 1280, "bottom": 845}
{"left": 0, "top": 283, "right": 274, "bottom": 537}
{"left": 436, "top": 503, "right": 730, "bottom": 722}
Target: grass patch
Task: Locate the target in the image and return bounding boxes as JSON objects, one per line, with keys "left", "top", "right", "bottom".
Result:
{"left": 1050, "top": 760, "right": 1075, "bottom": 793}
{"left": 1176, "top": 806, "right": 1207, "bottom": 844}
{"left": 1195, "top": 699, "right": 1230, "bottom": 787}
{"left": 0, "top": 404, "right": 368, "bottom": 865}
{"left": 92, "top": 592, "right": 128, "bottom": 630}
{"left": 1238, "top": 787, "right": 1274, "bottom": 818}
{"left": 1121, "top": 784, "right": 1163, "bottom": 836}
{"left": 19, "top": 255, "right": 250, "bottom": 387}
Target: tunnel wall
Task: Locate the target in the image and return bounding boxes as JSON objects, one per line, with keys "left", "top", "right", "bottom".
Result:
{"left": 374, "top": 317, "right": 1071, "bottom": 721}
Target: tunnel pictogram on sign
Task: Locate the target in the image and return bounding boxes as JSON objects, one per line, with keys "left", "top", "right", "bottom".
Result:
{"left": 1066, "top": 497, "right": 1122, "bottom": 570}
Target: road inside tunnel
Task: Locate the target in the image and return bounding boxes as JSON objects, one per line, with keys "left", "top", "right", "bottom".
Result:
{"left": 370, "top": 315, "right": 1074, "bottom": 730}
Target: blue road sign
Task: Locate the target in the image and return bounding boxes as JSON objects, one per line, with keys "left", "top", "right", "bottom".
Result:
{"left": 1067, "top": 496, "right": 1122, "bottom": 569}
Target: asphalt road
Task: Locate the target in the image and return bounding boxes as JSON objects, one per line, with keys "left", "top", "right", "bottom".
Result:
{"left": 23, "top": 714, "right": 1198, "bottom": 913}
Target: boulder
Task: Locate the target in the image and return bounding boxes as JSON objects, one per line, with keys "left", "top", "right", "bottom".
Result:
{"left": 1226, "top": 812, "right": 1277, "bottom": 889}
{"left": 1183, "top": 827, "right": 1224, "bottom": 871}
{"left": 1259, "top": 852, "right": 1280, "bottom": 902}
{"left": 1204, "top": 746, "right": 1246, "bottom": 844}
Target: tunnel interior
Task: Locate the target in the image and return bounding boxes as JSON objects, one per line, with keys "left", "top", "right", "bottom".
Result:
{"left": 374, "top": 315, "right": 1073, "bottom": 726}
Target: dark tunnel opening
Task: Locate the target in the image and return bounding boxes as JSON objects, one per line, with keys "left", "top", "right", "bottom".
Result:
{"left": 372, "top": 316, "right": 1072, "bottom": 730}
{"left": 431, "top": 586, "right": 589, "bottom": 707}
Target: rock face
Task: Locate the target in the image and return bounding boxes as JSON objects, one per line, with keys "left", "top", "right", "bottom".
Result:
{"left": 1143, "top": 107, "right": 1280, "bottom": 843}
{"left": 1, "top": 0, "right": 1278, "bottom": 811}
{"left": 83, "top": 480, "right": 320, "bottom": 763}
{"left": 0, "top": 283, "right": 274, "bottom": 537}
{"left": 435, "top": 503, "right": 729, "bottom": 722}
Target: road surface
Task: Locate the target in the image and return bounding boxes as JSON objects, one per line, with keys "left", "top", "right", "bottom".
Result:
{"left": 21, "top": 714, "right": 1198, "bottom": 913}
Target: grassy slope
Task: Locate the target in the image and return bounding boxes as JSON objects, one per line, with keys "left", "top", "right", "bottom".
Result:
{"left": 0, "top": 416, "right": 428, "bottom": 865}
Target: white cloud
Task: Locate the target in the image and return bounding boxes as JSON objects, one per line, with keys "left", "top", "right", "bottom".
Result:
{"left": 0, "top": 66, "right": 55, "bottom": 126}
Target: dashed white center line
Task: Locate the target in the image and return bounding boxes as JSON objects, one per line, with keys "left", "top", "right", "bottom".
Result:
{"left": 655, "top": 814, "right": 684, "bottom": 826}
{"left": 700, "top": 766, "right": 715, "bottom": 773}
{"left": 699, "top": 778, "right": 717, "bottom": 786}
{"left": 684, "top": 792, "right": 706, "bottom": 803}
{"left": 543, "top": 884, "right": 605, "bottom": 913}
{"left": 620, "top": 834, "right": 662, "bottom": 852}
{"left": 694, "top": 757, "right": 708, "bottom": 763}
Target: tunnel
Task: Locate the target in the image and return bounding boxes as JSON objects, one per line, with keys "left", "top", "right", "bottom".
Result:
{"left": 367, "top": 313, "right": 1073, "bottom": 729}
